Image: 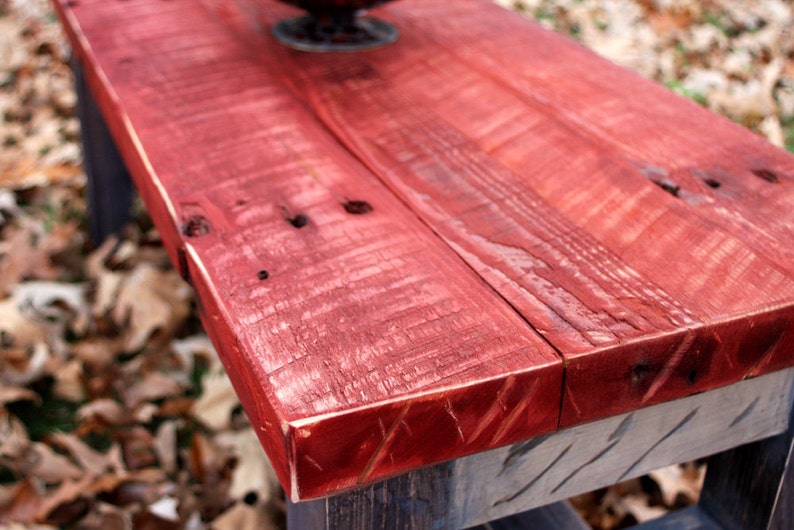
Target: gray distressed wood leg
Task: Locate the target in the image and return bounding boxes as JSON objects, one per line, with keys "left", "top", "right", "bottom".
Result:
{"left": 285, "top": 462, "right": 590, "bottom": 529}
{"left": 287, "top": 465, "right": 456, "bottom": 529}
{"left": 699, "top": 402, "right": 794, "bottom": 530}
{"left": 73, "top": 59, "right": 134, "bottom": 243}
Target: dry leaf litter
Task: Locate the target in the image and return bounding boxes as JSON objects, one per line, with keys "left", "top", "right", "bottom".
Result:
{"left": 1, "top": 0, "right": 792, "bottom": 528}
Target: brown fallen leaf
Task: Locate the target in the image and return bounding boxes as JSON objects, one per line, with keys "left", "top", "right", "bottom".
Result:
{"left": 0, "top": 225, "right": 60, "bottom": 295}
{"left": 110, "top": 264, "right": 191, "bottom": 353}
{"left": 192, "top": 368, "right": 240, "bottom": 432}
{"left": 48, "top": 432, "right": 113, "bottom": 475}
{"left": 121, "top": 371, "right": 184, "bottom": 409}
{"left": 117, "top": 426, "right": 158, "bottom": 471}
{"left": 0, "top": 341, "right": 50, "bottom": 386}
{"left": 153, "top": 420, "right": 178, "bottom": 475}
{"left": 77, "top": 399, "right": 129, "bottom": 426}
{"left": 0, "top": 383, "right": 40, "bottom": 407}
{"left": 5, "top": 442, "right": 84, "bottom": 484}
{"left": 38, "top": 474, "right": 95, "bottom": 526}
{"left": 51, "top": 358, "right": 86, "bottom": 401}
{"left": 12, "top": 280, "right": 89, "bottom": 337}
{"left": 0, "top": 297, "right": 47, "bottom": 352}
{"left": 0, "top": 410, "right": 31, "bottom": 462}
{"left": 648, "top": 463, "right": 704, "bottom": 507}
{"left": 75, "top": 501, "right": 132, "bottom": 530}
{"left": 214, "top": 429, "right": 279, "bottom": 504}
{"left": 0, "top": 478, "right": 47, "bottom": 525}
{"left": 210, "top": 502, "right": 279, "bottom": 530}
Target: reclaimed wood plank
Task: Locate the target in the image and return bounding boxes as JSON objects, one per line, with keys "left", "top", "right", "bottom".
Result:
{"left": 230, "top": 0, "right": 794, "bottom": 425}
{"left": 452, "top": 368, "right": 794, "bottom": 527}
{"left": 287, "top": 367, "right": 792, "bottom": 528}
{"left": 54, "top": 0, "right": 563, "bottom": 500}
{"left": 56, "top": 0, "right": 794, "bottom": 505}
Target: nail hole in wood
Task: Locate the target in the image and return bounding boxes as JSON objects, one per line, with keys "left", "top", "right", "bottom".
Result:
{"left": 650, "top": 179, "right": 681, "bottom": 198}
{"left": 257, "top": 270, "right": 269, "bottom": 280}
{"left": 751, "top": 168, "right": 779, "bottom": 183}
{"left": 631, "top": 361, "right": 650, "bottom": 383}
{"left": 343, "top": 200, "right": 373, "bottom": 215}
{"left": 182, "top": 215, "right": 211, "bottom": 237}
{"left": 703, "top": 178, "right": 721, "bottom": 189}
{"left": 288, "top": 213, "right": 309, "bottom": 228}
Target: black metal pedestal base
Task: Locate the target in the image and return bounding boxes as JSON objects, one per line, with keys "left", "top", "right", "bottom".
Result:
{"left": 273, "top": 14, "right": 398, "bottom": 52}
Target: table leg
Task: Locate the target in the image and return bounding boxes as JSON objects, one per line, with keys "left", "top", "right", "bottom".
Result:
{"left": 285, "top": 462, "right": 590, "bottom": 529}
{"left": 73, "top": 59, "right": 134, "bottom": 243}
{"left": 286, "top": 465, "right": 456, "bottom": 529}
{"left": 699, "top": 404, "right": 794, "bottom": 530}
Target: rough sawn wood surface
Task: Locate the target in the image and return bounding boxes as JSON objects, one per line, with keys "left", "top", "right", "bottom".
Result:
{"left": 54, "top": 0, "right": 794, "bottom": 501}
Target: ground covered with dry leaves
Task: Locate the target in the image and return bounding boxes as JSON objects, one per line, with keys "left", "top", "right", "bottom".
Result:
{"left": 0, "top": 0, "right": 792, "bottom": 528}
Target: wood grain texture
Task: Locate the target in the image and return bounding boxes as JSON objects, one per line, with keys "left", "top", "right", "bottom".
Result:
{"left": 234, "top": 0, "right": 794, "bottom": 425}
{"left": 286, "top": 463, "right": 455, "bottom": 529}
{"left": 54, "top": 0, "right": 562, "bottom": 500}
{"left": 56, "top": 0, "right": 794, "bottom": 501}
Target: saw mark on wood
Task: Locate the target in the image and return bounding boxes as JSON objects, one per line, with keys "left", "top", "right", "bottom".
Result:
{"left": 468, "top": 376, "right": 517, "bottom": 443}
{"left": 729, "top": 396, "right": 760, "bottom": 428}
{"left": 499, "top": 433, "right": 552, "bottom": 476}
{"left": 444, "top": 400, "right": 465, "bottom": 442}
{"left": 609, "top": 412, "right": 635, "bottom": 441}
{"left": 619, "top": 408, "right": 699, "bottom": 481}
{"left": 358, "top": 404, "right": 410, "bottom": 484}
{"left": 551, "top": 438, "right": 620, "bottom": 494}
{"left": 494, "top": 443, "right": 573, "bottom": 506}
{"left": 490, "top": 379, "right": 539, "bottom": 446}
{"left": 751, "top": 168, "right": 780, "bottom": 183}
{"left": 745, "top": 326, "right": 786, "bottom": 378}
{"left": 642, "top": 330, "right": 696, "bottom": 403}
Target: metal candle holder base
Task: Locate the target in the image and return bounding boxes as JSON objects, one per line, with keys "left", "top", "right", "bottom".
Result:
{"left": 273, "top": 2, "right": 398, "bottom": 52}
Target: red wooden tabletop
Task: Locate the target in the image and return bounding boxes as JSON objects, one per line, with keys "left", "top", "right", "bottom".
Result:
{"left": 54, "top": 0, "right": 794, "bottom": 500}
